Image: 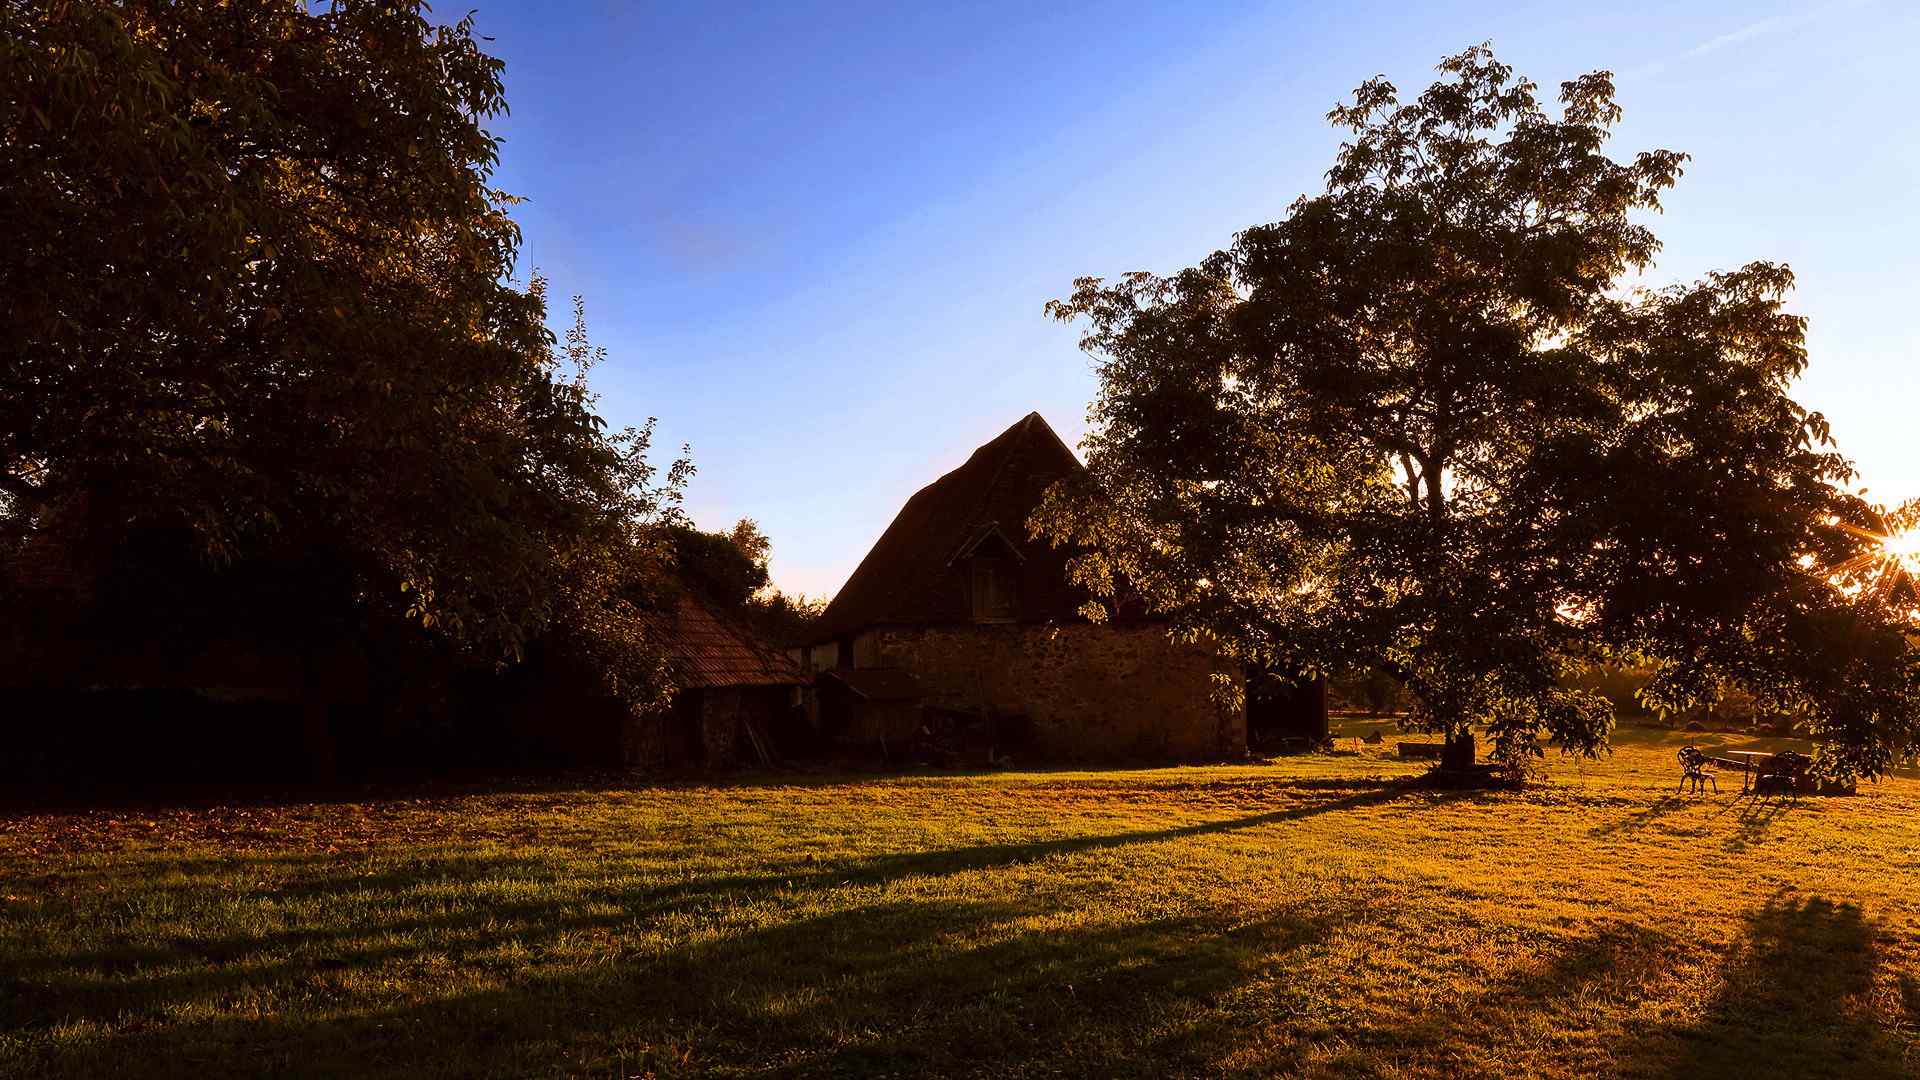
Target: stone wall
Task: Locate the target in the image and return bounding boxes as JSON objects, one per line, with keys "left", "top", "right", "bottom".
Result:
{"left": 861, "top": 624, "right": 1244, "bottom": 760}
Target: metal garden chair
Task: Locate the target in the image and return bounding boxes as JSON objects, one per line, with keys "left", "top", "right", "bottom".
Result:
{"left": 1677, "top": 746, "right": 1717, "bottom": 794}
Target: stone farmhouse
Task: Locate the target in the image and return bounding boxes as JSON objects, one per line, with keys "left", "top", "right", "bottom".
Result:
{"left": 794, "top": 411, "right": 1326, "bottom": 760}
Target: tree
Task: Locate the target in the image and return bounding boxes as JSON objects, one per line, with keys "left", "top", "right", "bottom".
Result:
{"left": 669, "top": 517, "right": 826, "bottom": 647}
{"left": 672, "top": 520, "right": 772, "bottom": 609}
{"left": 1, "top": 2, "right": 685, "bottom": 713}
{"left": 718, "top": 520, "right": 829, "bottom": 647}
{"left": 1034, "top": 45, "right": 1919, "bottom": 778}
{"left": 745, "top": 589, "right": 827, "bottom": 649}
{"left": 727, "top": 518, "right": 774, "bottom": 575}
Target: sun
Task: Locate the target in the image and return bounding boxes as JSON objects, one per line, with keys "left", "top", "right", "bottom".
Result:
{"left": 1883, "top": 528, "right": 1920, "bottom": 574}
{"left": 1826, "top": 514, "right": 1920, "bottom": 609}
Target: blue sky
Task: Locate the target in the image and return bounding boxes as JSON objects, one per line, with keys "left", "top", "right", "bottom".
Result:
{"left": 478, "top": 0, "right": 1920, "bottom": 597}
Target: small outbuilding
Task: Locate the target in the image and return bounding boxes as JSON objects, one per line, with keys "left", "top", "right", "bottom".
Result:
{"left": 627, "top": 590, "right": 809, "bottom": 768}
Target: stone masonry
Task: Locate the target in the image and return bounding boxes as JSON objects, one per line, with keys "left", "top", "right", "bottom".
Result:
{"left": 862, "top": 623, "right": 1244, "bottom": 760}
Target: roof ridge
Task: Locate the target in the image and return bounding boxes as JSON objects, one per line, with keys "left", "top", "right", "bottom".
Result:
{"left": 889, "top": 412, "right": 1035, "bottom": 521}
{"left": 970, "top": 412, "right": 1037, "bottom": 531}
{"left": 809, "top": 409, "right": 1087, "bottom": 643}
{"left": 1029, "top": 412, "right": 1081, "bottom": 470}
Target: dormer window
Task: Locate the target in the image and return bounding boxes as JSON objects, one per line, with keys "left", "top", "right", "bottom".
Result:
{"left": 951, "top": 522, "right": 1025, "bottom": 624}
{"left": 968, "top": 555, "right": 1019, "bottom": 622}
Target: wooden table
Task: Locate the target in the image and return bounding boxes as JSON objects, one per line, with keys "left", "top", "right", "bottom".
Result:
{"left": 1716, "top": 750, "right": 1776, "bottom": 793}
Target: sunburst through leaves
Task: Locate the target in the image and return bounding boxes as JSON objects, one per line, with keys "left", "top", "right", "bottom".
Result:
{"left": 1830, "top": 503, "right": 1920, "bottom": 618}
{"left": 1883, "top": 528, "right": 1920, "bottom": 575}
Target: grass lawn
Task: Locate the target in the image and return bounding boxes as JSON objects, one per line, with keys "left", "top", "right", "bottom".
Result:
{"left": 3, "top": 722, "right": 1918, "bottom": 1078}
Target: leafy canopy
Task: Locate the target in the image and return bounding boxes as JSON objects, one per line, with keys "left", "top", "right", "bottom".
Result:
{"left": 672, "top": 519, "right": 773, "bottom": 610}
{"left": 670, "top": 518, "right": 826, "bottom": 648}
{"left": 1035, "top": 46, "right": 1919, "bottom": 776}
{"left": 2, "top": 1, "right": 686, "bottom": 709}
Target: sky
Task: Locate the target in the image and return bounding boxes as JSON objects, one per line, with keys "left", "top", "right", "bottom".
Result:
{"left": 475, "top": 0, "right": 1920, "bottom": 597}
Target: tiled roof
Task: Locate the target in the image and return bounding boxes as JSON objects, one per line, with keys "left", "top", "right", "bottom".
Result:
{"left": 651, "top": 590, "right": 805, "bottom": 689}
{"left": 812, "top": 412, "right": 1089, "bottom": 642}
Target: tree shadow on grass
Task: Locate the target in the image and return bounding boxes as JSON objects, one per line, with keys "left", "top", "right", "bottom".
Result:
{"left": 1591, "top": 794, "right": 1698, "bottom": 837}
{"left": 1320, "top": 896, "right": 1911, "bottom": 1079}
{"left": 16, "top": 808, "right": 1903, "bottom": 1077}
{"left": 1334, "top": 917, "right": 1680, "bottom": 1074}
{"left": 1900, "top": 972, "right": 1920, "bottom": 1050}
{"left": 798, "top": 777, "right": 1424, "bottom": 882}
{"left": 1719, "top": 793, "right": 1798, "bottom": 852}
{"left": 9, "top": 891, "right": 1347, "bottom": 1078}
{"left": 3, "top": 776, "right": 1434, "bottom": 1075}
{"left": 1624, "top": 894, "right": 1906, "bottom": 1079}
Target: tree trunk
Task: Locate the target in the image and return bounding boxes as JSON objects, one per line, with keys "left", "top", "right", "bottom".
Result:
{"left": 1440, "top": 728, "right": 1476, "bottom": 773}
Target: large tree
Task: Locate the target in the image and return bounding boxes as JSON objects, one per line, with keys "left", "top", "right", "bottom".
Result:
{"left": 2, "top": 2, "right": 683, "bottom": 711}
{"left": 1035, "top": 46, "right": 1919, "bottom": 777}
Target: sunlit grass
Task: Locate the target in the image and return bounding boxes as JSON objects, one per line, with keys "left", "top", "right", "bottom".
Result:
{"left": 2, "top": 722, "right": 1917, "bottom": 1078}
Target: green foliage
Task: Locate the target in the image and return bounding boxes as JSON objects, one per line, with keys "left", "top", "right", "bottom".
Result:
{"left": 669, "top": 518, "right": 825, "bottom": 646}
{"left": 671, "top": 519, "right": 772, "bottom": 609}
{"left": 1, "top": 2, "right": 686, "bottom": 711}
{"left": 726, "top": 518, "right": 774, "bottom": 573}
{"left": 743, "top": 589, "right": 828, "bottom": 649}
{"left": 1034, "top": 45, "right": 1920, "bottom": 777}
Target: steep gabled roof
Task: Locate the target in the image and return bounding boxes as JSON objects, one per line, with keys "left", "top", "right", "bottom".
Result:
{"left": 649, "top": 590, "right": 805, "bottom": 689}
{"left": 812, "top": 412, "right": 1087, "bottom": 641}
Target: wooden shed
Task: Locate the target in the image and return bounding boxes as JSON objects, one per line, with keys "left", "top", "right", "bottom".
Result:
{"left": 629, "top": 590, "right": 809, "bottom": 768}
